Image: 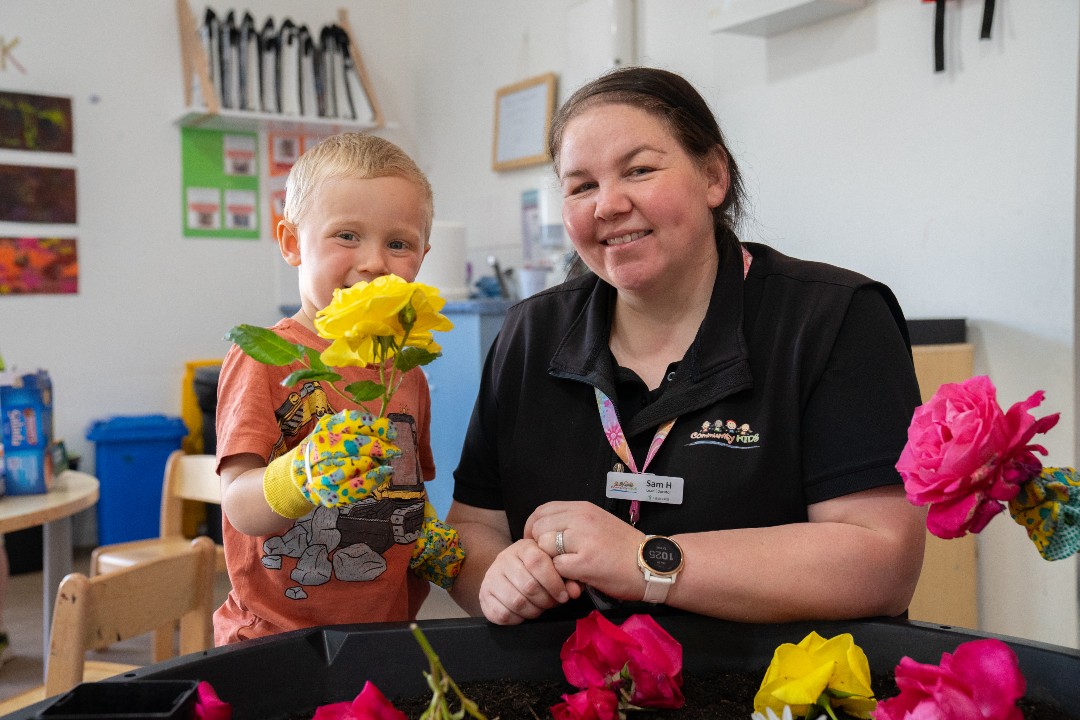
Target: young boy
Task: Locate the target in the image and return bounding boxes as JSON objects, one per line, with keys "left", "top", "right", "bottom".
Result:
{"left": 215, "top": 133, "right": 439, "bottom": 645}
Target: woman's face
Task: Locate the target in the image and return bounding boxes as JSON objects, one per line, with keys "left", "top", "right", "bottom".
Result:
{"left": 557, "top": 102, "right": 727, "bottom": 298}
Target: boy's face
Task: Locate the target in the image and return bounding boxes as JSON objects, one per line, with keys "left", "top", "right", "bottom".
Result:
{"left": 279, "top": 175, "right": 430, "bottom": 330}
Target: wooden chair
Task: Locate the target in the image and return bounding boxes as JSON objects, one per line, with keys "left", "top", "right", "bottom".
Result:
{"left": 89, "top": 450, "right": 225, "bottom": 660}
{"left": 0, "top": 537, "right": 215, "bottom": 715}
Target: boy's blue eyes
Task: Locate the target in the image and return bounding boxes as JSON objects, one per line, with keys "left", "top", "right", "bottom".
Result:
{"left": 335, "top": 232, "right": 411, "bottom": 251}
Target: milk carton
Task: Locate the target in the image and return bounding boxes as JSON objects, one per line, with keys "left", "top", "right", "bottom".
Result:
{"left": 0, "top": 370, "right": 55, "bottom": 495}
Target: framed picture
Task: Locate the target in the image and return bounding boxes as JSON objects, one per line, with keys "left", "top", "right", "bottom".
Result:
{"left": 492, "top": 73, "right": 557, "bottom": 172}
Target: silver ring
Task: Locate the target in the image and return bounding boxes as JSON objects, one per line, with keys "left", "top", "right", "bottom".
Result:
{"left": 555, "top": 529, "right": 566, "bottom": 555}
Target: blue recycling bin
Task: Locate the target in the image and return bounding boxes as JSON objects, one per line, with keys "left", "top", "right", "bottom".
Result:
{"left": 86, "top": 415, "right": 189, "bottom": 545}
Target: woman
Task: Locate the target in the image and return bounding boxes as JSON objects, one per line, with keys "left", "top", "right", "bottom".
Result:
{"left": 446, "top": 67, "right": 925, "bottom": 626}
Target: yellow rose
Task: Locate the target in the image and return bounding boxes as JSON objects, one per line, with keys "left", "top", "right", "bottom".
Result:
{"left": 316, "top": 275, "right": 452, "bottom": 368}
{"left": 754, "top": 632, "right": 876, "bottom": 719}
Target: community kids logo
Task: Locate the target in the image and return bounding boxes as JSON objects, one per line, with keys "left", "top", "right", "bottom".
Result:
{"left": 688, "top": 419, "right": 760, "bottom": 449}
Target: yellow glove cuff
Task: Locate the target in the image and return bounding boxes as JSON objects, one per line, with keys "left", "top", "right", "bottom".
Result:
{"left": 262, "top": 447, "right": 314, "bottom": 519}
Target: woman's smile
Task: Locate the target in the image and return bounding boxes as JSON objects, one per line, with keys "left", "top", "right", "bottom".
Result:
{"left": 602, "top": 229, "right": 651, "bottom": 246}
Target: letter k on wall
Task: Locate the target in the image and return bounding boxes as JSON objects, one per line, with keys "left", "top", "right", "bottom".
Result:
{"left": 1, "top": 36, "right": 26, "bottom": 73}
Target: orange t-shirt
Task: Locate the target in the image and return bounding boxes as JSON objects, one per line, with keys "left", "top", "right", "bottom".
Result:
{"left": 214, "top": 318, "right": 433, "bottom": 645}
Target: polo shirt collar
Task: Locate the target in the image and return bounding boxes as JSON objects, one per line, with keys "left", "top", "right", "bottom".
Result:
{"left": 549, "top": 242, "right": 753, "bottom": 435}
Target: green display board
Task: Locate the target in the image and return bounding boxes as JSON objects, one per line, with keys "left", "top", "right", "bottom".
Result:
{"left": 181, "top": 127, "right": 260, "bottom": 239}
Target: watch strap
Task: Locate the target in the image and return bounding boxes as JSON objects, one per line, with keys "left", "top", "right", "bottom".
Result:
{"left": 641, "top": 571, "right": 674, "bottom": 604}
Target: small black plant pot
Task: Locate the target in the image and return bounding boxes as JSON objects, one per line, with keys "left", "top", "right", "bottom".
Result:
{"left": 33, "top": 680, "right": 198, "bottom": 719}
{"left": 6, "top": 616, "right": 1079, "bottom": 719}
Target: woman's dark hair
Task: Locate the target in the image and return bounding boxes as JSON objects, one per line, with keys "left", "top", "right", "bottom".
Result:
{"left": 549, "top": 66, "right": 745, "bottom": 258}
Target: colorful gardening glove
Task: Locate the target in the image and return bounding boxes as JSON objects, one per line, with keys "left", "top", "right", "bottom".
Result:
{"left": 1008, "top": 466, "right": 1080, "bottom": 561}
{"left": 410, "top": 501, "right": 465, "bottom": 589}
{"left": 263, "top": 410, "right": 401, "bottom": 519}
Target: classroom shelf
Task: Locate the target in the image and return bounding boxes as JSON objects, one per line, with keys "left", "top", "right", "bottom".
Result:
{"left": 175, "top": 109, "right": 378, "bottom": 134}
{"left": 709, "top": 0, "right": 869, "bottom": 36}
{"left": 174, "top": 0, "right": 384, "bottom": 132}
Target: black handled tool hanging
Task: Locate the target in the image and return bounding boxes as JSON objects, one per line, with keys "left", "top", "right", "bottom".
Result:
{"left": 925, "top": 0, "right": 996, "bottom": 73}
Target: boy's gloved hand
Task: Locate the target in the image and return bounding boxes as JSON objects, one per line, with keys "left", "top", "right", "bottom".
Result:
{"left": 410, "top": 501, "right": 466, "bottom": 589}
{"left": 1009, "top": 466, "right": 1080, "bottom": 561}
{"left": 262, "top": 410, "right": 401, "bottom": 519}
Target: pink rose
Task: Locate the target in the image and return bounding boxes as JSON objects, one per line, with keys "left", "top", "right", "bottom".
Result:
{"left": 550, "top": 687, "right": 620, "bottom": 720}
{"left": 312, "top": 681, "right": 407, "bottom": 720}
{"left": 560, "top": 611, "right": 638, "bottom": 690}
{"left": 896, "top": 375, "right": 1059, "bottom": 538}
{"left": 621, "top": 614, "right": 685, "bottom": 708}
{"left": 873, "top": 639, "right": 1026, "bottom": 720}
{"left": 560, "top": 611, "right": 685, "bottom": 712}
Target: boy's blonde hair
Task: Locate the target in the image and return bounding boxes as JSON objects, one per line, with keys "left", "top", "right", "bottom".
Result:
{"left": 283, "top": 133, "right": 434, "bottom": 238}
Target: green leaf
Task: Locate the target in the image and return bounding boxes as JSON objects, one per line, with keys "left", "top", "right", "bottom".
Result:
{"left": 814, "top": 696, "right": 840, "bottom": 720}
{"left": 282, "top": 368, "right": 341, "bottom": 387}
{"left": 395, "top": 346, "right": 441, "bottom": 373}
{"left": 345, "top": 380, "right": 385, "bottom": 402}
{"left": 225, "top": 325, "right": 306, "bottom": 365}
{"left": 304, "top": 346, "right": 331, "bottom": 372}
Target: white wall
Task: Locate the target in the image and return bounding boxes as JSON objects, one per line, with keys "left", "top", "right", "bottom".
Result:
{"left": 0, "top": 0, "right": 1076, "bottom": 648}
{"left": 632, "top": 0, "right": 1079, "bottom": 649}
{"left": 0, "top": 0, "right": 420, "bottom": 470}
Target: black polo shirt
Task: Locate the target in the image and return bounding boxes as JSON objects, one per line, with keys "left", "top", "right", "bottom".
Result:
{"left": 453, "top": 241, "right": 920, "bottom": 550}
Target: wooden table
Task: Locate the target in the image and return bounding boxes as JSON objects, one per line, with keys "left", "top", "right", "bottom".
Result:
{"left": 0, "top": 471, "right": 99, "bottom": 674}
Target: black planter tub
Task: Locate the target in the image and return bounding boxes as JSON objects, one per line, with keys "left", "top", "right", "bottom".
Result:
{"left": 6, "top": 615, "right": 1079, "bottom": 719}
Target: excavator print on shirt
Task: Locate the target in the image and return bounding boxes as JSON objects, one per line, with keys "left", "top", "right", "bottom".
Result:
{"left": 262, "top": 381, "right": 426, "bottom": 601}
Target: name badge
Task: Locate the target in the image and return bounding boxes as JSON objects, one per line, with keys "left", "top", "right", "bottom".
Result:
{"left": 605, "top": 471, "right": 684, "bottom": 505}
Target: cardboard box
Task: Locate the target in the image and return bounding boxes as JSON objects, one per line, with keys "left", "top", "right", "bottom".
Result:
{"left": 1, "top": 370, "right": 56, "bottom": 495}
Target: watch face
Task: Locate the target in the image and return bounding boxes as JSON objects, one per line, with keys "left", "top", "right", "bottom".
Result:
{"left": 642, "top": 536, "right": 682, "bottom": 575}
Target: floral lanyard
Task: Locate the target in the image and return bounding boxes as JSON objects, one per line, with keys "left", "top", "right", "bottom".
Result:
{"left": 594, "top": 388, "right": 675, "bottom": 526}
{"left": 594, "top": 246, "right": 753, "bottom": 526}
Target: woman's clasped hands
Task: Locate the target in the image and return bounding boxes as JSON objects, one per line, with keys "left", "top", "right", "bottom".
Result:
{"left": 478, "top": 501, "right": 647, "bottom": 625}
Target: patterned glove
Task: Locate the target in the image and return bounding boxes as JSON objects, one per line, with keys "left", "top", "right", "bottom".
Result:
{"left": 410, "top": 501, "right": 465, "bottom": 589}
{"left": 1008, "top": 466, "right": 1080, "bottom": 561}
{"left": 263, "top": 410, "right": 401, "bottom": 519}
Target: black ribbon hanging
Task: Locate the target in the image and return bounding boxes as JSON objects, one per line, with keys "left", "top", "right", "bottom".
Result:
{"left": 980, "top": 0, "right": 995, "bottom": 40}
{"left": 931, "top": 0, "right": 996, "bottom": 73}
{"left": 933, "top": 0, "right": 945, "bottom": 72}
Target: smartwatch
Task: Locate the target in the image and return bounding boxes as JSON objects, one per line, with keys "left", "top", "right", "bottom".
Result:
{"left": 637, "top": 535, "right": 683, "bottom": 604}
